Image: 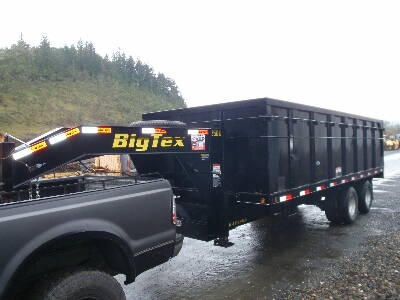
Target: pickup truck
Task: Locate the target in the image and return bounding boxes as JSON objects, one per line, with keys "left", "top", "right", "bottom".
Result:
{"left": 0, "top": 123, "right": 203, "bottom": 300}
{"left": 0, "top": 176, "right": 183, "bottom": 300}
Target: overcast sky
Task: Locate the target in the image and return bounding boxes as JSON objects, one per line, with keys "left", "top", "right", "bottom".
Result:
{"left": 1, "top": 0, "right": 399, "bottom": 122}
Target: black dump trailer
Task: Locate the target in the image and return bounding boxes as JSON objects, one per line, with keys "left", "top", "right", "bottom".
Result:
{"left": 131, "top": 98, "right": 384, "bottom": 245}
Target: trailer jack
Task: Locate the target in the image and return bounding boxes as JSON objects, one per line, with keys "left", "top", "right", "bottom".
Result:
{"left": 213, "top": 233, "right": 234, "bottom": 248}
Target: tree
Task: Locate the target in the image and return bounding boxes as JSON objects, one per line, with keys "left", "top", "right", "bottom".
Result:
{"left": 35, "top": 35, "right": 53, "bottom": 78}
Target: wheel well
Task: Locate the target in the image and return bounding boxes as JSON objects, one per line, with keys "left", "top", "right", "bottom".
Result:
{"left": 6, "top": 233, "right": 135, "bottom": 299}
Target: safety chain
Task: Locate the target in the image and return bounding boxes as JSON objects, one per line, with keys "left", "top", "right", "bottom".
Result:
{"left": 35, "top": 178, "right": 40, "bottom": 199}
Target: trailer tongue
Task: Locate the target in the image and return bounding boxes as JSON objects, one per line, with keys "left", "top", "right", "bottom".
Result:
{"left": 3, "top": 125, "right": 210, "bottom": 189}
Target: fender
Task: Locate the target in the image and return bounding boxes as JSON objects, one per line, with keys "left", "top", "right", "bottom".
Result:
{"left": 1, "top": 219, "right": 136, "bottom": 298}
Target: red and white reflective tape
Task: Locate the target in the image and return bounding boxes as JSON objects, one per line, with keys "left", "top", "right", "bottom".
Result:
{"left": 279, "top": 194, "right": 293, "bottom": 202}
{"left": 300, "top": 189, "right": 311, "bottom": 196}
{"left": 188, "top": 129, "right": 209, "bottom": 135}
{"left": 82, "top": 127, "right": 112, "bottom": 134}
{"left": 12, "top": 141, "right": 48, "bottom": 160}
{"left": 316, "top": 185, "right": 325, "bottom": 191}
{"left": 330, "top": 182, "right": 337, "bottom": 187}
{"left": 141, "top": 128, "right": 167, "bottom": 134}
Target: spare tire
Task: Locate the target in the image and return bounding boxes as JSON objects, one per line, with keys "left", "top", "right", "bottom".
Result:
{"left": 129, "top": 120, "right": 186, "bottom": 128}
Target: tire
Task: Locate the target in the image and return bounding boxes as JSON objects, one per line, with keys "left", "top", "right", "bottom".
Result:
{"left": 129, "top": 120, "right": 186, "bottom": 128}
{"left": 338, "top": 186, "right": 359, "bottom": 224}
{"left": 30, "top": 269, "right": 126, "bottom": 300}
{"left": 358, "top": 180, "right": 373, "bottom": 214}
{"left": 324, "top": 192, "right": 343, "bottom": 223}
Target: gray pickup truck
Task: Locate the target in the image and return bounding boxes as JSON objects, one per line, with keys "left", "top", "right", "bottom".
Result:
{"left": 0, "top": 123, "right": 206, "bottom": 300}
{"left": 0, "top": 176, "right": 183, "bottom": 300}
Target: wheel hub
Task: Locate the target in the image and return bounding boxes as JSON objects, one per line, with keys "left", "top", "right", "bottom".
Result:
{"left": 348, "top": 194, "right": 357, "bottom": 218}
{"left": 365, "top": 190, "right": 372, "bottom": 208}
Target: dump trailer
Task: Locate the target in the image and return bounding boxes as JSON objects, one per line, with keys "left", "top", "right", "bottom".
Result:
{"left": 0, "top": 98, "right": 385, "bottom": 298}
{"left": 131, "top": 98, "right": 384, "bottom": 245}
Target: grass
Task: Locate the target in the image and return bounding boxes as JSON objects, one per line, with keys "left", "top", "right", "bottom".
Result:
{"left": 0, "top": 77, "right": 181, "bottom": 140}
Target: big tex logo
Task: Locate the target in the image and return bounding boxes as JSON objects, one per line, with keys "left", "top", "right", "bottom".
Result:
{"left": 112, "top": 134, "right": 186, "bottom": 151}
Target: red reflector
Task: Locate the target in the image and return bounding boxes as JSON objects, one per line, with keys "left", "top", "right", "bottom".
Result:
{"left": 98, "top": 127, "right": 112, "bottom": 134}
{"left": 305, "top": 189, "right": 310, "bottom": 194}
{"left": 286, "top": 194, "right": 293, "bottom": 200}
{"left": 172, "top": 213, "right": 177, "bottom": 224}
{"left": 155, "top": 128, "right": 167, "bottom": 134}
{"left": 65, "top": 128, "right": 80, "bottom": 138}
{"left": 30, "top": 141, "right": 47, "bottom": 152}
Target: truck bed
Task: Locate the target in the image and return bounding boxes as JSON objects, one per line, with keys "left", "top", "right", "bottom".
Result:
{"left": 0, "top": 178, "right": 176, "bottom": 297}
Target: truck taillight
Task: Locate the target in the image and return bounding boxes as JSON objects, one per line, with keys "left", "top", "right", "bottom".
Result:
{"left": 172, "top": 196, "right": 177, "bottom": 225}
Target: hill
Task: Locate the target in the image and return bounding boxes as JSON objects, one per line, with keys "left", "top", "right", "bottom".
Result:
{"left": 0, "top": 37, "right": 186, "bottom": 140}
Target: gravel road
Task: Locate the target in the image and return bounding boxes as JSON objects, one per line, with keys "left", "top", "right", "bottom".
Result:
{"left": 122, "top": 151, "right": 400, "bottom": 299}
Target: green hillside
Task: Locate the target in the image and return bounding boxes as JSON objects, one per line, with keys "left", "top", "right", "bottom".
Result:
{"left": 0, "top": 37, "right": 186, "bottom": 140}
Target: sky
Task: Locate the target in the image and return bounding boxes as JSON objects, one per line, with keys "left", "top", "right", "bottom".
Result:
{"left": 1, "top": 0, "right": 400, "bottom": 122}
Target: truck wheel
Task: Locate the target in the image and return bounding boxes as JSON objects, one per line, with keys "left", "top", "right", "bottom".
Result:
{"left": 338, "top": 186, "right": 359, "bottom": 224}
{"left": 30, "top": 269, "right": 126, "bottom": 300}
{"left": 324, "top": 192, "right": 343, "bottom": 224}
{"left": 358, "top": 180, "right": 373, "bottom": 214}
{"left": 129, "top": 120, "right": 186, "bottom": 128}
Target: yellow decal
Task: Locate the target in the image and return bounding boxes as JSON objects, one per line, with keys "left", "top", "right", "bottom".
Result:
{"left": 161, "top": 137, "right": 173, "bottom": 147}
{"left": 228, "top": 218, "right": 248, "bottom": 228}
{"left": 112, "top": 133, "right": 186, "bottom": 151}
{"left": 136, "top": 137, "right": 150, "bottom": 151}
{"left": 112, "top": 134, "right": 129, "bottom": 148}
{"left": 212, "top": 130, "right": 222, "bottom": 137}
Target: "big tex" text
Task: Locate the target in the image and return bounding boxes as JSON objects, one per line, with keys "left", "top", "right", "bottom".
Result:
{"left": 112, "top": 134, "right": 186, "bottom": 151}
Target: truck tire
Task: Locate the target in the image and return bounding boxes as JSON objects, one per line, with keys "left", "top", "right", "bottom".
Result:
{"left": 129, "top": 120, "right": 186, "bottom": 128}
{"left": 30, "top": 269, "right": 126, "bottom": 300}
{"left": 338, "top": 186, "right": 359, "bottom": 224}
{"left": 324, "top": 192, "right": 343, "bottom": 224}
{"left": 358, "top": 180, "right": 373, "bottom": 214}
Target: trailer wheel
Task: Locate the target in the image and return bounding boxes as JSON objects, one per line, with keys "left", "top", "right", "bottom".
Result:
{"left": 30, "top": 269, "right": 126, "bottom": 300}
{"left": 358, "top": 180, "right": 373, "bottom": 214}
{"left": 338, "top": 186, "right": 359, "bottom": 224}
{"left": 324, "top": 192, "right": 343, "bottom": 224}
{"left": 129, "top": 120, "right": 186, "bottom": 128}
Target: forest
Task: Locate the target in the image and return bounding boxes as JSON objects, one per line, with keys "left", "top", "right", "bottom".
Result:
{"left": 0, "top": 37, "right": 186, "bottom": 139}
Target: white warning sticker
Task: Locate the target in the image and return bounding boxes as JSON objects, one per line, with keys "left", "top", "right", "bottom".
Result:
{"left": 191, "top": 134, "right": 206, "bottom": 151}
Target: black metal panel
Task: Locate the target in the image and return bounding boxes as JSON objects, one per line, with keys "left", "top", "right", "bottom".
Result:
{"left": 0, "top": 143, "right": 15, "bottom": 191}
{"left": 376, "top": 123, "right": 384, "bottom": 167}
{"left": 314, "top": 113, "right": 328, "bottom": 181}
{"left": 292, "top": 110, "right": 311, "bottom": 187}
{"left": 366, "top": 121, "right": 373, "bottom": 169}
{"left": 356, "top": 119, "right": 364, "bottom": 171}
{"left": 344, "top": 117, "right": 354, "bottom": 174}
{"left": 269, "top": 106, "right": 290, "bottom": 192}
{"left": 331, "top": 115, "right": 342, "bottom": 177}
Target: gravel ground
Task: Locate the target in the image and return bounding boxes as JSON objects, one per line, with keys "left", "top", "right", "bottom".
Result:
{"left": 274, "top": 230, "right": 400, "bottom": 300}
{"left": 123, "top": 152, "right": 400, "bottom": 300}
